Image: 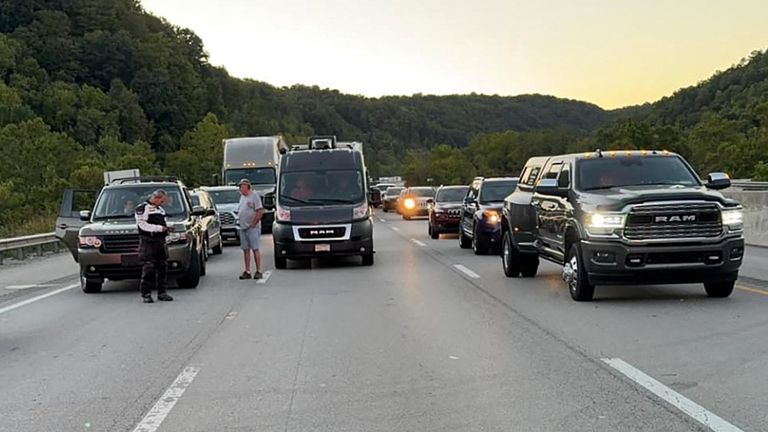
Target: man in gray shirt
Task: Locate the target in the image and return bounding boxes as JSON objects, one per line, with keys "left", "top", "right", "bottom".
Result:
{"left": 237, "top": 179, "right": 265, "bottom": 279}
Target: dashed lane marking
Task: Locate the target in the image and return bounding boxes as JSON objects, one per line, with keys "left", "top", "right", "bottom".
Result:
{"left": 603, "top": 358, "right": 744, "bottom": 432}
{"left": 256, "top": 270, "right": 273, "bottom": 284}
{"left": 453, "top": 264, "right": 480, "bottom": 279}
{"left": 131, "top": 366, "right": 201, "bottom": 432}
{"left": 0, "top": 283, "right": 78, "bottom": 316}
{"left": 411, "top": 239, "right": 427, "bottom": 247}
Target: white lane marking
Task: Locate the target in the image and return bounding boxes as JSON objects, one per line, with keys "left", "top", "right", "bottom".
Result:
{"left": 411, "top": 239, "right": 427, "bottom": 247}
{"left": 0, "top": 283, "right": 78, "bottom": 316}
{"left": 132, "top": 366, "right": 201, "bottom": 432}
{"left": 256, "top": 270, "right": 273, "bottom": 284}
{"left": 453, "top": 264, "right": 480, "bottom": 279}
{"left": 391, "top": 227, "right": 400, "bottom": 232}
{"left": 602, "top": 358, "right": 744, "bottom": 432}
{"left": 5, "top": 284, "right": 54, "bottom": 290}
{"left": 378, "top": 217, "right": 386, "bottom": 223}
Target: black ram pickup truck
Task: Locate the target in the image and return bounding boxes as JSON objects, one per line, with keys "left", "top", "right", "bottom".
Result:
{"left": 501, "top": 150, "right": 745, "bottom": 301}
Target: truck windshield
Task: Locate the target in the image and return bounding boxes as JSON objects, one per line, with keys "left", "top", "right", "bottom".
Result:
{"left": 436, "top": 187, "right": 468, "bottom": 202}
{"left": 578, "top": 156, "right": 700, "bottom": 191}
{"left": 224, "top": 168, "right": 276, "bottom": 186}
{"left": 479, "top": 181, "right": 517, "bottom": 203}
{"left": 279, "top": 170, "right": 364, "bottom": 206}
{"left": 93, "top": 187, "right": 187, "bottom": 219}
{"left": 208, "top": 189, "right": 241, "bottom": 205}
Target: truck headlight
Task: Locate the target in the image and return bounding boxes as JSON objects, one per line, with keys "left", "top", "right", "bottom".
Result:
{"left": 721, "top": 208, "right": 743, "bottom": 230}
{"left": 586, "top": 212, "right": 625, "bottom": 235}
{"left": 353, "top": 202, "right": 370, "bottom": 219}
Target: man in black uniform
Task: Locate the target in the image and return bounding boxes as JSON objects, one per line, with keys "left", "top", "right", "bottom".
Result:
{"left": 135, "top": 189, "right": 174, "bottom": 303}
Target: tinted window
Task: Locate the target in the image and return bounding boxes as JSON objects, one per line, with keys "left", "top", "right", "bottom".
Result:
{"left": 190, "top": 195, "right": 201, "bottom": 207}
{"left": 409, "top": 187, "right": 435, "bottom": 198}
{"left": 544, "top": 162, "right": 562, "bottom": 180}
{"left": 279, "top": 170, "right": 364, "bottom": 206}
{"left": 526, "top": 166, "right": 542, "bottom": 186}
{"left": 224, "top": 168, "right": 276, "bottom": 186}
{"left": 558, "top": 164, "right": 571, "bottom": 188}
{"left": 479, "top": 181, "right": 518, "bottom": 203}
{"left": 436, "top": 187, "right": 469, "bottom": 202}
{"left": 208, "top": 189, "right": 241, "bottom": 205}
{"left": 578, "top": 156, "right": 700, "bottom": 191}
{"left": 94, "top": 186, "right": 186, "bottom": 219}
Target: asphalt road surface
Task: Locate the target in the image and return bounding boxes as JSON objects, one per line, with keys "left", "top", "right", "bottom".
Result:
{"left": 1, "top": 212, "right": 767, "bottom": 432}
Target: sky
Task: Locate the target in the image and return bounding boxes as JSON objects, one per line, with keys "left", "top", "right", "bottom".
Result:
{"left": 140, "top": 0, "right": 768, "bottom": 109}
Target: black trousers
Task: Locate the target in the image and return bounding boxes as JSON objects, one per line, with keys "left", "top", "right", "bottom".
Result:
{"left": 139, "top": 237, "right": 168, "bottom": 296}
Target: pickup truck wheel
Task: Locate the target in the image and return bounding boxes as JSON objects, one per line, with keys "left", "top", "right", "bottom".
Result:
{"left": 704, "top": 281, "right": 735, "bottom": 298}
{"left": 177, "top": 247, "right": 201, "bottom": 288}
{"left": 362, "top": 253, "right": 374, "bottom": 266}
{"left": 472, "top": 225, "right": 488, "bottom": 255}
{"left": 521, "top": 255, "right": 539, "bottom": 278}
{"left": 502, "top": 231, "right": 520, "bottom": 277}
{"left": 459, "top": 227, "right": 472, "bottom": 249}
{"left": 275, "top": 256, "right": 287, "bottom": 270}
{"left": 565, "top": 244, "right": 594, "bottom": 301}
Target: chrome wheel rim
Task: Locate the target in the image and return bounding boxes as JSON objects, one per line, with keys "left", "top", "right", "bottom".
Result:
{"left": 569, "top": 255, "right": 579, "bottom": 292}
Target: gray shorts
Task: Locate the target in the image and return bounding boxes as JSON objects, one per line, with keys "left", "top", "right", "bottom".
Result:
{"left": 239, "top": 227, "right": 261, "bottom": 251}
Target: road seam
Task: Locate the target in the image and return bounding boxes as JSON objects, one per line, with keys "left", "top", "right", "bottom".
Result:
{"left": 0, "top": 283, "right": 78, "bottom": 316}
{"left": 602, "top": 358, "right": 744, "bottom": 432}
{"left": 131, "top": 366, "right": 201, "bottom": 432}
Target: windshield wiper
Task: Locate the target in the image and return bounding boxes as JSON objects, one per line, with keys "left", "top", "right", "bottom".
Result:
{"left": 582, "top": 185, "right": 621, "bottom": 191}
{"left": 310, "top": 198, "right": 360, "bottom": 205}
{"left": 92, "top": 215, "right": 134, "bottom": 220}
{"left": 279, "top": 196, "right": 315, "bottom": 206}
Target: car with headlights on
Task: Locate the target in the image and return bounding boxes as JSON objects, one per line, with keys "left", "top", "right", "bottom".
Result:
{"left": 428, "top": 185, "right": 469, "bottom": 238}
{"left": 399, "top": 187, "right": 436, "bottom": 220}
{"left": 501, "top": 150, "right": 744, "bottom": 301}
{"left": 459, "top": 177, "right": 519, "bottom": 254}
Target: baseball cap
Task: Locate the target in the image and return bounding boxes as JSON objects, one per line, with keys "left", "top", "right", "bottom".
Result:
{"left": 237, "top": 178, "right": 251, "bottom": 187}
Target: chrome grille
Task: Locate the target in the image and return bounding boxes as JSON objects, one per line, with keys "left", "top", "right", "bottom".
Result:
{"left": 102, "top": 235, "right": 140, "bottom": 253}
{"left": 220, "top": 211, "right": 236, "bottom": 225}
{"left": 624, "top": 202, "right": 722, "bottom": 240}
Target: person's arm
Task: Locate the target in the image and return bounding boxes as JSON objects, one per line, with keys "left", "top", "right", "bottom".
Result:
{"left": 250, "top": 194, "right": 264, "bottom": 228}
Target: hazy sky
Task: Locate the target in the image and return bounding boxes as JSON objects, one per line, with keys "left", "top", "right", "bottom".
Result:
{"left": 141, "top": 0, "right": 768, "bottom": 109}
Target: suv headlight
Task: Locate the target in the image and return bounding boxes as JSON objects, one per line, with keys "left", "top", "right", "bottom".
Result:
{"left": 483, "top": 210, "right": 500, "bottom": 225}
{"left": 79, "top": 236, "right": 102, "bottom": 248}
{"left": 721, "top": 208, "right": 743, "bottom": 230}
{"left": 403, "top": 198, "right": 416, "bottom": 210}
{"left": 586, "top": 212, "right": 626, "bottom": 235}
{"left": 166, "top": 232, "right": 188, "bottom": 244}
{"left": 353, "top": 202, "right": 370, "bottom": 219}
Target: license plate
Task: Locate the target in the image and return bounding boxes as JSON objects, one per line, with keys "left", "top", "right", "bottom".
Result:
{"left": 315, "top": 244, "right": 331, "bottom": 252}
{"left": 121, "top": 254, "right": 141, "bottom": 267}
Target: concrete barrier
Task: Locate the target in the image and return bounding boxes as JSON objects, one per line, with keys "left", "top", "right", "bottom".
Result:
{"left": 723, "top": 189, "right": 768, "bottom": 248}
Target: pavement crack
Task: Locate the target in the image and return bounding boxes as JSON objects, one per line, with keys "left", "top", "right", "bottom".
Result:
{"left": 283, "top": 281, "right": 315, "bottom": 432}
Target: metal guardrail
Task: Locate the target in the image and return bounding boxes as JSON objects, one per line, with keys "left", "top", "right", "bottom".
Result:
{"left": 0, "top": 232, "right": 61, "bottom": 265}
{"left": 731, "top": 181, "right": 768, "bottom": 191}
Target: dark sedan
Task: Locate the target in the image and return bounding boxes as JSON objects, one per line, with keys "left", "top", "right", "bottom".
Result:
{"left": 428, "top": 185, "right": 469, "bottom": 239}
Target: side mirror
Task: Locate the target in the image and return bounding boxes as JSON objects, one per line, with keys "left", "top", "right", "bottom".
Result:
{"left": 79, "top": 210, "right": 91, "bottom": 221}
{"left": 535, "top": 179, "right": 569, "bottom": 197}
{"left": 262, "top": 193, "right": 275, "bottom": 210}
{"left": 205, "top": 209, "right": 216, "bottom": 217}
{"left": 706, "top": 172, "right": 731, "bottom": 190}
{"left": 191, "top": 205, "right": 205, "bottom": 216}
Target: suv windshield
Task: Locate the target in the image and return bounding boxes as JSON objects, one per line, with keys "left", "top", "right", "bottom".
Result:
{"left": 436, "top": 187, "right": 468, "bottom": 202}
{"left": 385, "top": 187, "right": 403, "bottom": 196}
{"left": 224, "top": 168, "right": 276, "bottom": 186}
{"left": 93, "top": 186, "right": 187, "bottom": 219}
{"left": 578, "top": 156, "right": 700, "bottom": 191}
{"left": 479, "top": 181, "right": 517, "bottom": 203}
{"left": 208, "top": 189, "right": 241, "bottom": 205}
{"left": 279, "top": 170, "right": 364, "bottom": 206}
{"left": 409, "top": 187, "right": 435, "bottom": 198}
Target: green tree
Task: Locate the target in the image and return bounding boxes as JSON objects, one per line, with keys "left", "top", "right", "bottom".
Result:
{"left": 164, "top": 113, "right": 229, "bottom": 187}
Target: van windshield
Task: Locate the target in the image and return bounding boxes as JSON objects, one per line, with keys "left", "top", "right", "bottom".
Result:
{"left": 93, "top": 187, "right": 187, "bottom": 220}
{"left": 224, "top": 168, "right": 276, "bottom": 186}
{"left": 279, "top": 170, "right": 364, "bottom": 206}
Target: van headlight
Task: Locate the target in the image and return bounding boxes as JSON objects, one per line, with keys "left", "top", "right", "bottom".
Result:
{"left": 586, "top": 212, "right": 625, "bottom": 235}
{"left": 353, "top": 202, "right": 370, "bottom": 219}
{"left": 721, "top": 208, "right": 743, "bottom": 230}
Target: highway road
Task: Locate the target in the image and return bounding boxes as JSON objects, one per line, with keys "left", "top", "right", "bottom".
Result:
{"left": 1, "top": 211, "right": 767, "bottom": 432}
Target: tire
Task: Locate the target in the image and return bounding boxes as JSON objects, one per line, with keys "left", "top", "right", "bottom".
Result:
{"left": 521, "top": 255, "right": 539, "bottom": 278}
{"left": 203, "top": 236, "right": 209, "bottom": 261}
{"left": 81, "top": 272, "right": 103, "bottom": 293}
{"left": 199, "top": 248, "right": 207, "bottom": 276}
{"left": 564, "top": 243, "right": 595, "bottom": 301}
{"left": 362, "top": 253, "right": 374, "bottom": 266}
{"left": 459, "top": 225, "right": 472, "bottom": 249}
{"left": 212, "top": 236, "right": 223, "bottom": 255}
{"left": 472, "top": 225, "right": 488, "bottom": 255}
{"left": 430, "top": 225, "right": 439, "bottom": 239}
{"left": 383, "top": 208, "right": 388, "bottom": 213}
{"left": 177, "top": 247, "right": 201, "bottom": 288}
{"left": 275, "top": 256, "right": 287, "bottom": 270}
{"left": 704, "top": 281, "right": 735, "bottom": 298}
{"left": 502, "top": 231, "right": 520, "bottom": 277}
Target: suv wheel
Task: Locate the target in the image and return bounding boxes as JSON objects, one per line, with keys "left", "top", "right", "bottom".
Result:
{"left": 521, "top": 255, "right": 539, "bottom": 278}
{"left": 81, "top": 272, "right": 103, "bottom": 293}
{"left": 275, "top": 256, "right": 287, "bottom": 270}
{"left": 502, "top": 231, "right": 520, "bottom": 277}
{"left": 203, "top": 236, "right": 209, "bottom": 262}
{"left": 472, "top": 225, "right": 488, "bottom": 255}
{"left": 459, "top": 222, "right": 472, "bottom": 249}
{"left": 564, "top": 243, "right": 595, "bottom": 301}
{"left": 199, "top": 248, "right": 207, "bottom": 276}
{"left": 429, "top": 224, "right": 439, "bottom": 239}
{"left": 177, "top": 246, "right": 201, "bottom": 288}
{"left": 212, "top": 236, "right": 223, "bottom": 255}
{"left": 704, "top": 281, "right": 735, "bottom": 298}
